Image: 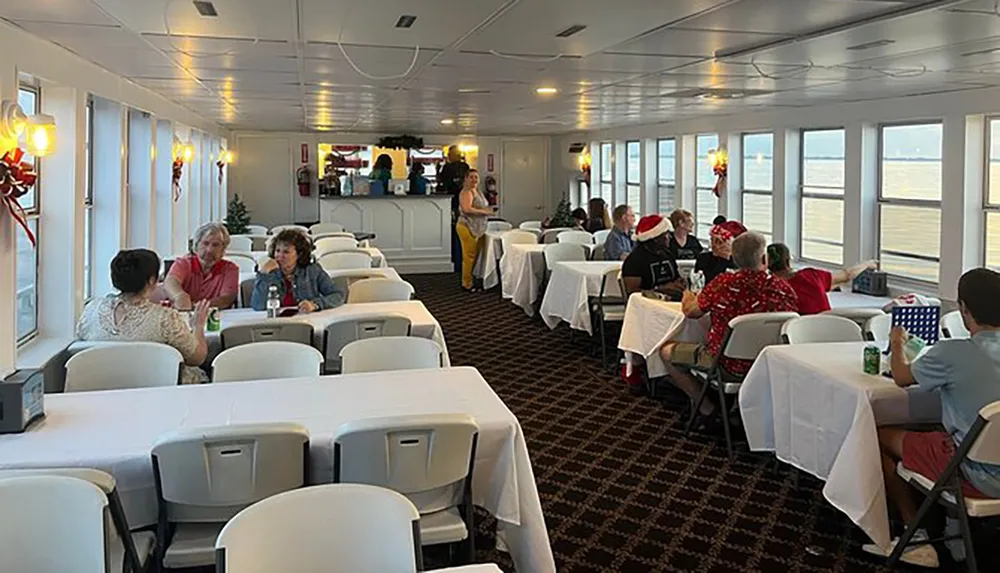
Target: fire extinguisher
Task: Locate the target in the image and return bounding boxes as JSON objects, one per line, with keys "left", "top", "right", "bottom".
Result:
{"left": 297, "top": 165, "right": 311, "bottom": 197}
{"left": 484, "top": 175, "right": 498, "bottom": 206}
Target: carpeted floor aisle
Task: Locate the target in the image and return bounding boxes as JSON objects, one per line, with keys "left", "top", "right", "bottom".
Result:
{"left": 404, "top": 272, "right": 997, "bottom": 573}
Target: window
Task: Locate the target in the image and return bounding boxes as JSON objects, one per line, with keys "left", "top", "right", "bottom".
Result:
{"left": 84, "top": 97, "right": 94, "bottom": 300}
{"left": 599, "top": 142, "right": 613, "bottom": 203}
{"left": 696, "top": 134, "right": 719, "bottom": 238}
{"left": 657, "top": 138, "right": 676, "bottom": 214}
{"left": 800, "top": 129, "right": 846, "bottom": 265}
{"left": 878, "top": 122, "right": 943, "bottom": 283}
{"left": 741, "top": 132, "right": 773, "bottom": 243}
{"left": 15, "top": 85, "right": 39, "bottom": 343}
{"left": 625, "top": 140, "right": 641, "bottom": 215}
{"left": 985, "top": 118, "right": 1000, "bottom": 271}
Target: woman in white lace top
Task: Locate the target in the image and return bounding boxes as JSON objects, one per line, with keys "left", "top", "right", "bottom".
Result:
{"left": 76, "top": 249, "right": 210, "bottom": 384}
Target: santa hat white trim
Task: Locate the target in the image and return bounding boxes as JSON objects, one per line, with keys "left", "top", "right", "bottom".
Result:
{"left": 636, "top": 217, "right": 671, "bottom": 242}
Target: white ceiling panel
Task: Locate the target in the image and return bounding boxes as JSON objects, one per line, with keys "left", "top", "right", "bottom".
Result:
{"left": 676, "top": 0, "right": 919, "bottom": 35}
{"left": 547, "top": 52, "right": 701, "bottom": 74}
{"left": 0, "top": 0, "right": 119, "bottom": 26}
{"left": 92, "top": 0, "right": 295, "bottom": 40}
{"left": 608, "top": 27, "right": 789, "bottom": 58}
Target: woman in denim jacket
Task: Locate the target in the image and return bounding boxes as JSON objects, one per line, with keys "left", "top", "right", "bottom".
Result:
{"left": 251, "top": 229, "right": 345, "bottom": 312}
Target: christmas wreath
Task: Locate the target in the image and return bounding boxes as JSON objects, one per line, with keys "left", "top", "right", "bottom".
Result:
{"left": 376, "top": 134, "right": 424, "bottom": 150}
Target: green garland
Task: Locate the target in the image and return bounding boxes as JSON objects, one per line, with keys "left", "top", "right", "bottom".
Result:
{"left": 376, "top": 134, "right": 424, "bottom": 150}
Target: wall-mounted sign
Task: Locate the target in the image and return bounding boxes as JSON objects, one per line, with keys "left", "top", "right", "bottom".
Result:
{"left": 487, "top": 153, "right": 495, "bottom": 173}
{"left": 301, "top": 143, "right": 309, "bottom": 164}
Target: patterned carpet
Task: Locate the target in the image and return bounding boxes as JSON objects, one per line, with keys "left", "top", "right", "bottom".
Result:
{"left": 403, "top": 272, "right": 998, "bottom": 573}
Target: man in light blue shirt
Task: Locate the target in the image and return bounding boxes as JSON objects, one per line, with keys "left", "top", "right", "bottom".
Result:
{"left": 865, "top": 268, "right": 1000, "bottom": 567}
{"left": 603, "top": 204, "right": 635, "bottom": 261}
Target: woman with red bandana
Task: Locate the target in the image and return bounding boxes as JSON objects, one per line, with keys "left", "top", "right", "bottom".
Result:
{"left": 695, "top": 220, "right": 746, "bottom": 286}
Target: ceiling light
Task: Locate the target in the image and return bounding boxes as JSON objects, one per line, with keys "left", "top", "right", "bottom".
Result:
{"left": 395, "top": 15, "right": 417, "bottom": 28}
{"left": 555, "top": 24, "right": 587, "bottom": 38}
{"left": 846, "top": 39, "right": 894, "bottom": 51}
{"left": 440, "top": 118, "right": 454, "bottom": 125}
{"left": 536, "top": 87, "right": 558, "bottom": 95}
{"left": 458, "top": 88, "right": 491, "bottom": 94}
{"left": 192, "top": 1, "right": 218, "bottom": 17}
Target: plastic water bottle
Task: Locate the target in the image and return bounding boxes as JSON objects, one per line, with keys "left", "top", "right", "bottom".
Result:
{"left": 266, "top": 285, "right": 280, "bottom": 318}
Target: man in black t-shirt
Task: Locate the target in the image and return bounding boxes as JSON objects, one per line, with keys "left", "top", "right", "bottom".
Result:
{"left": 438, "top": 146, "right": 470, "bottom": 210}
{"left": 621, "top": 214, "right": 685, "bottom": 299}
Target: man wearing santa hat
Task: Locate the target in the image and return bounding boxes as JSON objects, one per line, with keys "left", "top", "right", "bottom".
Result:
{"left": 621, "top": 214, "right": 685, "bottom": 299}
{"left": 695, "top": 219, "right": 747, "bottom": 286}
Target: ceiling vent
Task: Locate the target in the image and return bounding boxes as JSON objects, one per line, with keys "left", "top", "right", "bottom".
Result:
{"left": 846, "top": 39, "right": 894, "bottom": 51}
{"left": 395, "top": 15, "right": 417, "bottom": 28}
{"left": 962, "top": 46, "right": 1000, "bottom": 57}
{"left": 568, "top": 142, "right": 586, "bottom": 153}
{"left": 458, "top": 88, "right": 491, "bottom": 94}
{"left": 192, "top": 1, "right": 218, "bottom": 17}
{"left": 556, "top": 24, "right": 587, "bottom": 38}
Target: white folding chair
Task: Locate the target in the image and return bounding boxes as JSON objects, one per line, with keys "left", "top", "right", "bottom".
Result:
{"left": 677, "top": 259, "right": 696, "bottom": 280}
{"left": 212, "top": 341, "right": 323, "bottom": 383}
{"left": 347, "top": 278, "right": 414, "bottom": 303}
{"left": 941, "top": 310, "right": 970, "bottom": 339}
{"left": 541, "top": 227, "right": 573, "bottom": 244}
{"left": 322, "top": 314, "right": 411, "bottom": 373}
{"left": 228, "top": 235, "right": 254, "bottom": 253}
{"left": 0, "top": 475, "right": 108, "bottom": 573}
{"left": 333, "top": 414, "right": 479, "bottom": 564}
{"left": 865, "top": 313, "right": 893, "bottom": 342}
{"left": 215, "top": 484, "right": 423, "bottom": 573}
{"left": 593, "top": 229, "right": 612, "bottom": 245}
{"left": 686, "top": 312, "right": 800, "bottom": 458}
{"left": 889, "top": 401, "right": 1000, "bottom": 572}
{"left": 340, "top": 336, "right": 442, "bottom": 374}
{"left": 543, "top": 243, "right": 587, "bottom": 276}
{"left": 500, "top": 230, "right": 537, "bottom": 254}
{"left": 314, "top": 236, "right": 360, "bottom": 256}
{"left": 319, "top": 250, "right": 374, "bottom": 271}
{"left": 221, "top": 322, "right": 314, "bottom": 350}
{"left": 309, "top": 222, "right": 344, "bottom": 235}
{"left": 65, "top": 342, "right": 182, "bottom": 392}
{"left": 312, "top": 231, "right": 356, "bottom": 241}
{"left": 557, "top": 230, "right": 595, "bottom": 246}
{"left": 226, "top": 254, "right": 257, "bottom": 274}
{"left": 823, "top": 307, "right": 886, "bottom": 329}
{"left": 781, "top": 314, "right": 864, "bottom": 344}
{"left": 152, "top": 423, "right": 309, "bottom": 569}
{"left": 595, "top": 267, "right": 626, "bottom": 369}
{"left": 519, "top": 220, "right": 542, "bottom": 231}
{"left": 239, "top": 277, "right": 256, "bottom": 308}
{"left": 0, "top": 468, "right": 155, "bottom": 573}
{"left": 245, "top": 225, "right": 268, "bottom": 236}
{"left": 486, "top": 220, "right": 512, "bottom": 233}
{"left": 270, "top": 224, "right": 309, "bottom": 236}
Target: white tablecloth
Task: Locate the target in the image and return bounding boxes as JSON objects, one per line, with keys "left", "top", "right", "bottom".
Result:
{"left": 207, "top": 302, "right": 449, "bottom": 365}
{"left": 617, "top": 293, "right": 711, "bottom": 377}
{"left": 539, "top": 261, "right": 622, "bottom": 334}
{"left": 739, "top": 342, "right": 941, "bottom": 551}
{"left": 252, "top": 248, "right": 388, "bottom": 268}
{"left": 827, "top": 291, "right": 892, "bottom": 309}
{"left": 432, "top": 566, "right": 503, "bottom": 573}
{"left": 500, "top": 244, "right": 547, "bottom": 316}
{"left": 0, "top": 368, "right": 554, "bottom": 573}
{"left": 475, "top": 232, "right": 506, "bottom": 291}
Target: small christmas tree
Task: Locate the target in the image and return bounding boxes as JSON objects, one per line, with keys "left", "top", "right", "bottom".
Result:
{"left": 547, "top": 197, "right": 575, "bottom": 228}
{"left": 226, "top": 194, "right": 251, "bottom": 235}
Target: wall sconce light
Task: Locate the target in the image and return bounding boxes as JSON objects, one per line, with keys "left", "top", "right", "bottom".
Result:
{"left": 0, "top": 100, "right": 54, "bottom": 156}
{"left": 218, "top": 149, "right": 233, "bottom": 164}
{"left": 172, "top": 137, "right": 195, "bottom": 163}
{"left": 457, "top": 143, "right": 478, "bottom": 154}
{"left": 0, "top": 100, "right": 27, "bottom": 153}
{"left": 707, "top": 147, "right": 728, "bottom": 169}
{"left": 25, "top": 113, "right": 56, "bottom": 157}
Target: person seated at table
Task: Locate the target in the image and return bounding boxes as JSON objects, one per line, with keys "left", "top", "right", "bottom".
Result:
{"left": 162, "top": 222, "right": 239, "bottom": 310}
{"left": 76, "top": 249, "right": 210, "bottom": 384}
{"left": 667, "top": 209, "right": 703, "bottom": 260}
{"left": 863, "top": 268, "right": 1000, "bottom": 567}
{"left": 660, "top": 232, "right": 798, "bottom": 419}
{"left": 604, "top": 204, "right": 636, "bottom": 261}
{"left": 712, "top": 215, "right": 727, "bottom": 225}
{"left": 251, "top": 229, "right": 345, "bottom": 313}
{"left": 621, "top": 214, "right": 685, "bottom": 299}
{"left": 571, "top": 208, "right": 588, "bottom": 231}
{"left": 585, "top": 197, "right": 612, "bottom": 233}
{"left": 766, "top": 243, "right": 876, "bottom": 315}
{"left": 407, "top": 162, "right": 429, "bottom": 195}
{"left": 695, "top": 220, "right": 746, "bottom": 286}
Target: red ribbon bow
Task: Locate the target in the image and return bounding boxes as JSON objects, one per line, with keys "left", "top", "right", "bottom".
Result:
{"left": 0, "top": 148, "right": 37, "bottom": 245}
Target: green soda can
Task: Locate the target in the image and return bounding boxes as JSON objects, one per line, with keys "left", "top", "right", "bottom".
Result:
{"left": 207, "top": 307, "right": 221, "bottom": 332}
{"left": 863, "top": 345, "right": 880, "bottom": 375}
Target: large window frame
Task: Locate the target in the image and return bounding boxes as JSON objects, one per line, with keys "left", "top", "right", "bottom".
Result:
{"left": 984, "top": 117, "right": 1000, "bottom": 272}
{"left": 656, "top": 138, "right": 676, "bottom": 214}
{"left": 876, "top": 121, "right": 943, "bottom": 284}
{"left": 16, "top": 84, "right": 40, "bottom": 345}
{"left": 695, "top": 133, "right": 719, "bottom": 239}
{"left": 84, "top": 97, "right": 94, "bottom": 301}
{"left": 599, "top": 142, "right": 613, "bottom": 203}
{"left": 799, "top": 127, "right": 846, "bottom": 266}
{"left": 741, "top": 132, "right": 774, "bottom": 243}
{"left": 625, "top": 140, "right": 641, "bottom": 215}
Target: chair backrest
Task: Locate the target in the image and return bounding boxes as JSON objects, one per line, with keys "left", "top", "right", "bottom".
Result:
{"left": 270, "top": 225, "right": 309, "bottom": 236}
{"left": 823, "top": 307, "right": 886, "bottom": 328}
{"left": 215, "top": 484, "right": 422, "bottom": 573}
{"left": 518, "top": 220, "right": 542, "bottom": 230}
{"left": 239, "top": 277, "right": 255, "bottom": 308}
{"left": 864, "top": 313, "right": 893, "bottom": 342}
{"left": 500, "top": 230, "right": 537, "bottom": 253}
{"left": 541, "top": 227, "right": 572, "bottom": 244}
{"left": 152, "top": 423, "right": 309, "bottom": 524}
{"left": 226, "top": 254, "right": 257, "bottom": 274}
{"left": 593, "top": 228, "right": 612, "bottom": 244}
{"left": 676, "top": 259, "right": 696, "bottom": 279}
{"left": 245, "top": 225, "right": 268, "bottom": 236}
{"left": 599, "top": 267, "right": 624, "bottom": 303}
{"left": 65, "top": 342, "right": 182, "bottom": 392}
{"left": 486, "top": 220, "right": 512, "bottom": 233}
{"left": 347, "top": 278, "right": 414, "bottom": 304}
{"left": 781, "top": 314, "right": 864, "bottom": 344}
{"left": 0, "top": 475, "right": 108, "bottom": 573}
{"left": 228, "top": 236, "right": 254, "bottom": 253}
{"left": 309, "top": 222, "right": 344, "bottom": 235}
{"left": 312, "top": 231, "right": 356, "bottom": 241}
{"left": 322, "top": 315, "right": 411, "bottom": 372}
{"left": 557, "top": 230, "right": 595, "bottom": 245}
{"left": 314, "top": 236, "right": 359, "bottom": 255}
{"left": 221, "top": 322, "right": 313, "bottom": 349}
{"left": 543, "top": 243, "right": 586, "bottom": 270}
{"left": 318, "top": 250, "right": 373, "bottom": 271}
{"left": 213, "top": 341, "right": 323, "bottom": 383}
{"left": 967, "top": 401, "right": 1000, "bottom": 465}
{"left": 333, "top": 414, "right": 478, "bottom": 515}
{"left": 340, "top": 336, "right": 442, "bottom": 374}
{"left": 722, "top": 312, "right": 801, "bottom": 361}
{"left": 941, "top": 310, "right": 970, "bottom": 339}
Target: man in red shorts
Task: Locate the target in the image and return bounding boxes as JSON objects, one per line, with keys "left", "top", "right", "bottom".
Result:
{"left": 865, "top": 268, "right": 1000, "bottom": 567}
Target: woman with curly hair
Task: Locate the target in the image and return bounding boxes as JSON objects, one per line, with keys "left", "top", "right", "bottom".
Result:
{"left": 251, "top": 229, "right": 345, "bottom": 313}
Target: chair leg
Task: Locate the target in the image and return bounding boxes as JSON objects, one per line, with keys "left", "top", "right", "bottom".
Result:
{"left": 953, "top": 490, "right": 978, "bottom": 573}
{"left": 888, "top": 486, "right": 942, "bottom": 566}
{"left": 599, "top": 315, "right": 607, "bottom": 370}
{"left": 718, "top": 383, "right": 735, "bottom": 459}
{"left": 684, "top": 378, "right": 711, "bottom": 435}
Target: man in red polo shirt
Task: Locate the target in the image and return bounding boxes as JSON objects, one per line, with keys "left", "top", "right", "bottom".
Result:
{"left": 163, "top": 222, "right": 240, "bottom": 310}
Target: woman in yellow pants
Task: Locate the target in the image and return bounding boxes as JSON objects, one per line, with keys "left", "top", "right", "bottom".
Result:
{"left": 457, "top": 169, "right": 492, "bottom": 291}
